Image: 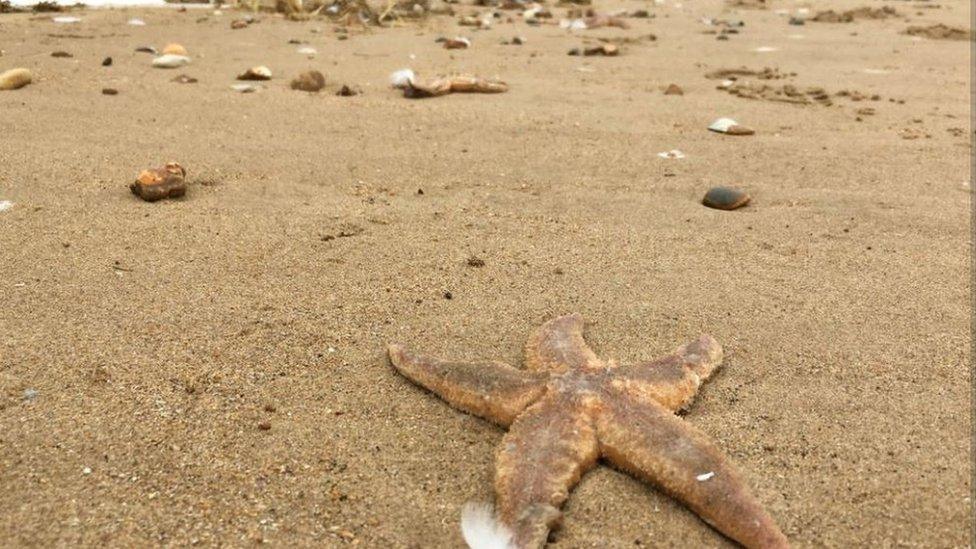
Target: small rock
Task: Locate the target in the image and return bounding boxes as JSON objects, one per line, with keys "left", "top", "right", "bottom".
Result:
{"left": 788, "top": 16, "right": 805, "bottom": 25}
{"left": 702, "top": 186, "right": 751, "bottom": 210}
{"left": 443, "top": 291, "right": 453, "bottom": 299}
{"left": 172, "top": 74, "right": 197, "bottom": 84}
{"left": 51, "top": 50, "right": 72, "bottom": 58}
{"left": 162, "top": 43, "right": 187, "bottom": 56}
{"left": 52, "top": 16, "right": 80, "bottom": 23}
{"left": 443, "top": 37, "right": 471, "bottom": 49}
{"left": 152, "top": 54, "right": 191, "bottom": 69}
{"left": 569, "top": 44, "right": 618, "bottom": 56}
{"left": 82, "top": 467, "right": 92, "bottom": 475}
{"left": 102, "top": 57, "right": 113, "bottom": 66}
{"left": 336, "top": 85, "right": 358, "bottom": 96}
{"left": 231, "top": 83, "right": 259, "bottom": 93}
{"left": 708, "top": 117, "right": 755, "bottom": 136}
{"left": 466, "top": 257, "right": 485, "bottom": 267}
{"left": 664, "top": 83, "right": 683, "bottom": 95}
{"left": 0, "top": 200, "right": 13, "bottom": 212}
{"left": 127, "top": 18, "right": 146, "bottom": 26}
{"left": 102, "top": 88, "right": 118, "bottom": 95}
{"left": 0, "top": 68, "right": 32, "bottom": 91}
{"left": 230, "top": 18, "right": 249, "bottom": 29}
{"left": 130, "top": 162, "right": 187, "bottom": 202}
{"left": 290, "top": 70, "right": 325, "bottom": 92}
{"left": 297, "top": 46, "right": 317, "bottom": 56}
{"left": 23, "top": 388, "right": 38, "bottom": 401}
{"left": 510, "top": 36, "right": 525, "bottom": 45}
{"left": 657, "top": 149, "right": 685, "bottom": 159}
{"left": 135, "top": 46, "right": 158, "bottom": 54}
{"left": 258, "top": 421, "right": 272, "bottom": 431}
{"left": 238, "top": 66, "right": 272, "bottom": 81}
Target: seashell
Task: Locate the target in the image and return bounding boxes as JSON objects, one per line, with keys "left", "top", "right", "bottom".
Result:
{"left": 708, "top": 117, "right": 755, "bottom": 136}
{"left": 52, "top": 16, "right": 81, "bottom": 23}
{"left": 162, "top": 43, "right": 187, "bottom": 56}
{"left": 130, "top": 162, "right": 186, "bottom": 202}
{"left": 0, "top": 68, "right": 32, "bottom": 91}
{"left": 389, "top": 68, "right": 415, "bottom": 89}
{"left": 297, "top": 46, "right": 317, "bottom": 56}
{"left": 135, "top": 46, "right": 158, "bottom": 54}
{"left": 231, "top": 83, "right": 259, "bottom": 93}
{"left": 152, "top": 54, "right": 191, "bottom": 69}
{"left": 702, "top": 186, "right": 750, "bottom": 210}
{"left": 237, "top": 66, "right": 271, "bottom": 81}
{"left": 290, "top": 70, "right": 325, "bottom": 92}
{"left": 657, "top": 150, "right": 685, "bottom": 159}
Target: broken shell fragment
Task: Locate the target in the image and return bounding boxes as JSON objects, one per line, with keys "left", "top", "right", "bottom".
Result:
{"left": 162, "top": 43, "right": 188, "bottom": 56}
{"left": 443, "top": 37, "right": 471, "bottom": 49}
{"left": 702, "top": 186, "right": 751, "bottom": 210}
{"left": 152, "top": 54, "right": 191, "bottom": 68}
{"left": 237, "top": 66, "right": 272, "bottom": 81}
{"left": 0, "top": 68, "right": 32, "bottom": 91}
{"left": 657, "top": 149, "right": 685, "bottom": 159}
{"left": 708, "top": 117, "right": 755, "bottom": 136}
{"left": 290, "top": 70, "right": 325, "bottom": 92}
{"left": 231, "top": 83, "right": 260, "bottom": 93}
{"left": 130, "top": 162, "right": 187, "bottom": 202}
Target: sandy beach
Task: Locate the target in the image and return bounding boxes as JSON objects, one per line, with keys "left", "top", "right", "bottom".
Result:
{"left": 0, "top": 0, "right": 971, "bottom": 546}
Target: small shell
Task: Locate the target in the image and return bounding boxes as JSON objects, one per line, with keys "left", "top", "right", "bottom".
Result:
{"left": 152, "top": 54, "right": 191, "bottom": 69}
{"left": 443, "top": 37, "right": 471, "bottom": 49}
{"left": 231, "top": 83, "right": 259, "bottom": 93}
{"left": 237, "top": 66, "right": 272, "bottom": 81}
{"left": 127, "top": 18, "right": 146, "bottom": 26}
{"left": 702, "top": 187, "right": 751, "bottom": 210}
{"left": 52, "top": 16, "right": 81, "bottom": 23}
{"left": 708, "top": 117, "right": 754, "bottom": 136}
{"left": 162, "top": 43, "right": 188, "bottom": 56}
{"left": 0, "top": 68, "right": 32, "bottom": 91}
{"left": 389, "top": 68, "right": 415, "bottom": 89}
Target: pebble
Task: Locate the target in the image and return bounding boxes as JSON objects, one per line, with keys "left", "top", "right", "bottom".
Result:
{"left": 708, "top": 117, "right": 755, "bottom": 136}
{"left": 290, "top": 70, "right": 325, "bottom": 92}
{"left": 130, "top": 162, "right": 187, "bottom": 202}
{"left": 664, "top": 83, "right": 683, "bottom": 95}
{"left": 657, "top": 149, "right": 685, "bottom": 159}
{"left": 135, "top": 46, "right": 158, "bottom": 54}
{"left": 162, "top": 43, "right": 188, "bottom": 56}
{"left": 231, "top": 83, "right": 259, "bottom": 93}
{"left": 23, "top": 388, "right": 37, "bottom": 401}
{"left": 82, "top": 467, "right": 92, "bottom": 475}
{"left": 102, "top": 88, "right": 118, "bottom": 95}
{"left": 258, "top": 421, "right": 272, "bottom": 431}
{"left": 702, "top": 186, "right": 751, "bottom": 210}
{"left": 230, "top": 18, "right": 249, "bottom": 29}
{"left": 127, "top": 18, "right": 146, "bottom": 26}
{"left": 297, "top": 46, "right": 318, "bottom": 56}
{"left": 0, "top": 68, "right": 32, "bottom": 91}
{"left": 172, "top": 74, "right": 198, "bottom": 84}
{"left": 0, "top": 200, "right": 12, "bottom": 212}
{"left": 52, "top": 16, "right": 81, "bottom": 23}
{"left": 51, "top": 51, "right": 73, "bottom": 58}
{"left": 336, "top": 85, "right": 358, "bottom": 96}
{"left": 152, "top": 54, "right": 191, "bottom": 69}
{"left": 237, "top": 66, "right": 272, "bottom": 81}
{"left": 443, "top": 37, "right": 471, "bottom": 49}
{"left": 102, "top": 57, "right": 112, "bottom": 66}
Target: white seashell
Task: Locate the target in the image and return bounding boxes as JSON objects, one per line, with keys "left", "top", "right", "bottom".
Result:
{"left": 0, "top": 68, "right": 32, "bottom": 91}
{"left": 657, "top": 150, "right": 685, "bottom": 159}
{"left": 696, "top": 472, "right": 715, "bottom": 482}
{"left": 389, "top": 68, "right": 415, "bottom": 89}
{"left": 753, "top": 46, "right": 778, "bottom": 53}
{"left": 231, "top": 83, "right": 259, "bottom": 93}
{"left": 128, "top": 18, "right": 146, "bottom": 26}
{"left": 238, "top": 66, "right": 272, "bottom": 80}
{"left": 53, "top": 16, "right": 81, "bottom": 23}
{"left": 152, "top": 54, "right": 191, "bottom": 68}
{"left": 708, "top": 118, "right": 738, "bottom": 133}
{"left": 297, "top": 46, "right": 318, "bottom": 55}
{"left": 0, "top": 200, "right": 13, "bottom": 212}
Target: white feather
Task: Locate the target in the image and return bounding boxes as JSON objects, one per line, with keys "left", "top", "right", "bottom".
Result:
{"left": 389, "top": 68, "right": 416, "bottom": 89}
{"left": 460, "top": 502, "right": 515, "bottom": 549}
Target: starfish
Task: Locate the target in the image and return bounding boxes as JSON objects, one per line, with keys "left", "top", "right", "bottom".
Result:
{"left": 388, "top": 314, "right": 788, "bottom": 548}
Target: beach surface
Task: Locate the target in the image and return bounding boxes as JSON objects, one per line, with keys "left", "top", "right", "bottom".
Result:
{"left": 0, "top": 0, "right": 971, "bottom": 546}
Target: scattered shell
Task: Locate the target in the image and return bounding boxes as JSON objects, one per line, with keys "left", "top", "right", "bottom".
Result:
{"left": 702, "top": 187, "right": 751, "bottom": 210}
{"left": 127, "top": 18, "right": 146, "bottom": 26}
{"left": 135, "top": 46, "right": 158, "bottom": 54}
{"left": 51, "top": 50, "right": 73, "bottom": 58}
{"left": 102, "top": 88, "right": 118, "bottom": 95}
{"left": 0, "top": 200, "right": 13, "bottom": 212}
{"left": 52, "top": 16, "right": 81, "bottom": 23}
{"left": 0, "top": 68, "right": 32, "bottom": 91}
{"left": 664, "top": 83, "right": 683, "bottom": 95}
{"left": 443, "top": 37, "right": 471, "bottom": 49}
{"left": 130, "top": 162, "right": 187, "bottom": 202}
{"left": 237, "top": 66, "right": 272, "bottom": 81}
{"left": 290, "top": 70, "right": 325, "bottom": 92}
{"left": 162, "top": 43, "right": 187, "bottom": 56}
{"left": 390, "top": 68, "right": 415, "bottom": 89}
{"left": 708, "top": 117, "right": 755, "bottom": 136}
{"left": 297, "top": 46, "right": 318, "bottom": 56}
{"left": 102, "top": 57, "right": 113, "bottom": 66}
{"left": 172, "top": 74, "right": 198, "bottom": 84}
{"left": 657, "top": 150, "right": 685, "bottom": 159}
{"left": 152, "top": 54, "right": 191, "bottom": 69}
{"left": 231, "top": 83, "right": 259, "bottom": 93}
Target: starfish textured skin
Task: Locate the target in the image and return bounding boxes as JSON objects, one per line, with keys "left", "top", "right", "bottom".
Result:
{"left": 388, "top": 314, "right": 789, "bottom": 549}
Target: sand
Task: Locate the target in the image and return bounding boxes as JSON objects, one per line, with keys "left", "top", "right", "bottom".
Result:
{"left": 0, "top": 0, "right": 971, "bottom": 546}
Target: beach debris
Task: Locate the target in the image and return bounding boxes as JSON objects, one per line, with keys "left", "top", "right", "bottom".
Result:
{"left": 706, "top": 67, "right": 792, "bottom": 81}
{"left": 290, "top": 70, "right": 326, "bottom": 92}
{"left": 708, "top": 118, "right": 755, "bottom": 136}
{"left": 903, "top": 24, "right": 972, "bottom": 41}
{"left": 0, "top": 68, "right": 32, "bottom": 91}
{"left": 702, "top": 186, "right": 750, "bottom": 210}
{"left": 101, "top": 88, "right": 118, "bottom": 95}
{"left": 135, "top": 46, "right": 158, "bottom": 54}
{"left": 391, "top": 69, "right": 508, "bottom": 98}
{"left": 52, "top": 15, "right": 80, "bottom": 23}
{"left": 51, "top": 50, "right": 72, "bottom": 58}
{"left": 102, "top": 57, "right": 112, "bottom": 66}
{"left": 172, "top": 74, "right": 198, "bottom": 84}
{"left": 442, "top": 36, "right": 471, "bottom": 49}
{"left": 231, "top": 83, "right": 260, "bottom": 93}
{"left": 238, "top": 66, "right": 272, "bottom": 81}
{"left": 152, "top": 55, "right": 190, "bottom": 69}
{"left": 297, "top": 46, "right": 318, "bottom": 56}
{"left": 0, "top": 200, "right": 12, "bottom": 212}
{"left": 664, "top": 83, "right": 683, "bottom": 95}
{"left": 162, "top": 43, "right": 187, "bottom": 56}
{"left": 127, "top": 18, "right": 146, "bottom": 26}
{"left": 130, "top": 162, "right": 187, "bottom": 202}
{"left": 568, "top": 44, "right": 618, "bottom": 56}
{"left": 811, "top": 7, "right": 896, "bottom": 23}
{"left": 231, "top": 18, "right": 251, "bottom": 29}
{"left": 657, "top": 150, "right": 685, "bottom": 159}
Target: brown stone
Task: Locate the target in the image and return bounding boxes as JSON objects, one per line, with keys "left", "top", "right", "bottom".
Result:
{"left": 702, "top": 186, "right": 751, "bottom": 210}
{"left": 290, "top": 70, "right": 326, "bottom": 92}
{"left": 130, "top": 162, "right": 187, "bottom": 202}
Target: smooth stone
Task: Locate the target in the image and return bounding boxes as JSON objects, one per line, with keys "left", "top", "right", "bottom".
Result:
{"left": 152, "top": 54, "right": 190, "bottom": 68}
{"left": 702, "top": 186, "right": 751, "bottom": 210}
{"left": 237, "top": 66, "right": 271, "bottom": 81}
{"left": 51, "top": 50, "right": 73, "bottom": 58}
{"left": 162, "top": 43, "right": 187, "bottom": 56}
{"left": 102, "top": 56, "right": 113, "bottom": 66}
{"left": 290, "top": 70, "right": 325, "bottom": 92}
{"left": 130, "top": 162, "right": 187, "bottom": 202}
{"left": 664, "top": 83, "right": 683, "bottom": 95}
{"left": 0, "top": 68, "right": 32, "bottom": 91}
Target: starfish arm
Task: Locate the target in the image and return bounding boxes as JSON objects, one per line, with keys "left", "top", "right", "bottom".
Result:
{"left": 388, "top": 344, "right": 548, "bottom": 427}
{"left": 524, "top": 314, "right": 601, "bottom": 373}
{"left": 595, "top": 393, "right": 789, "bottom": 549}
{"left": 612, "top": 335, "right": 724, "bottom": 411}
{"left": 495, "top": 394, "right": 599, "bottom": 549}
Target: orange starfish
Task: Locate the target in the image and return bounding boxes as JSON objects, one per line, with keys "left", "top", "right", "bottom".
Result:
{"left": 388, "top": 314, "right": 788, "bottom": 548}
